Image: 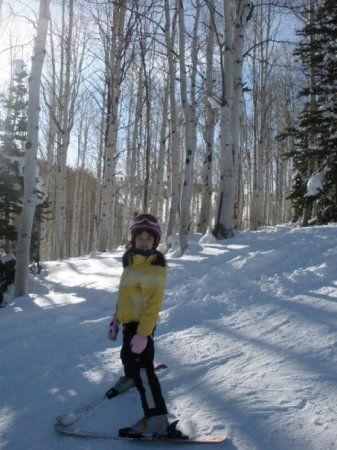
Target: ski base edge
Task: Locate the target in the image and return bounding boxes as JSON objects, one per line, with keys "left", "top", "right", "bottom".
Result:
{"left": 55, "top": 423, "right": 228, "bottom": 444}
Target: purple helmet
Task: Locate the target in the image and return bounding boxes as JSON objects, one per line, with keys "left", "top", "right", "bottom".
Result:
{"left": 130, "top": 213, "right": 162, "bottom": 249}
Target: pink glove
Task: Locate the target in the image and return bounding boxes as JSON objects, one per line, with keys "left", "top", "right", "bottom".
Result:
{"left": 130, "top": 334, "right": 148, "bottom": 354}
{"left": 107, "top": 318, "right": 119, "bottom": 341}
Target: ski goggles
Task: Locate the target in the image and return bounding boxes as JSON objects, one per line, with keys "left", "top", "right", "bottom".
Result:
{"left": 134, "top": 214, "right": 159, "bottom": 227}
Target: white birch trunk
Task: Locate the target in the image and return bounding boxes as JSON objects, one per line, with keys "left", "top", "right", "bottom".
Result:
{"left": 216, "top": 0, "right": 235, "bottom": 239}
{"left": 232, "top": 0, "right": 252, "bottom": 228}
{"left": 177, "top": 0, "right": 200, "bottom": 254}
{"left": 215, "top": 0, "right": 252, "bottom": 239}
{"left": 97, "top": 0, "right": 126, "bottom": 251}
{"left": 198, "top": 0, "right": 216, "bottom": 234}
{"left": 39, "top": 26, "right": 57, "bottom": 261}
{"left": 125, "top": 69, "right": 143, "bottom": 234}
{"left": 71, "top": 117, "right": 88, "bottom": 256}
{"left": 14, "top": 0, "right": 50, "bottom": 297}
{"left": 54, "top": 0, "right": 74, "bottom": 258}
{"left": 140, "top": 39, "right": 152, "bottom": 212}
{"left": 301, "top": 0, "right": 316, "bottom": 227}
{"left": 92, "top": 84, "right": 107, "bottom": 252}
{"left": 164, "top": 0, "right": 180, "bottom": 240}
{"left": 152, "top": 75, "right": 169, "bottom": 217}
{"left": 249, "top": 2, "right": 274, "bottom": 230}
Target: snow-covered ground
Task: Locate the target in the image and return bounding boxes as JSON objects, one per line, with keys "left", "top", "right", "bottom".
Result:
{"left": 1, "top": 224, "right": 337, "bottom": 450}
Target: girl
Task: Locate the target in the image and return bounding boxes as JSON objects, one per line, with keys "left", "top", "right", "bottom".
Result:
{"left": 108, "top": 213, "right": 170, "bottom": 437}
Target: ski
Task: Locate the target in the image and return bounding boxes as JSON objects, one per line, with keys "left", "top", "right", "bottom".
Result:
{"left": 56, "top": 363, "right": 167, "bottom": 426}
{"left": 55, "top": 423, "right": 228, "bottom": 445}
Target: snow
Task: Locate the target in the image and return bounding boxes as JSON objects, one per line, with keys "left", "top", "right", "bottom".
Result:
{"left": 1, "top": 224, "right": 337, "bottom": 450}
{"left": 305, "top": 170, "right": 325, "bottom": 197}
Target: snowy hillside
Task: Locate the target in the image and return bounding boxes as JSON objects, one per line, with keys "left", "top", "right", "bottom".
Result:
{"left": 1, "top": 224, "right": 337, "bottom": 450}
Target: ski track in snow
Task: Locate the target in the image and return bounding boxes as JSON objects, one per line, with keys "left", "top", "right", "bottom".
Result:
{"left": 1, "top": 224, "right": 337, "bottom": 450}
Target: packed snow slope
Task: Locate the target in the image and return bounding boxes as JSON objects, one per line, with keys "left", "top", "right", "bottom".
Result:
{"left": 1, "top": 224, "right": 337, "bottom": 450}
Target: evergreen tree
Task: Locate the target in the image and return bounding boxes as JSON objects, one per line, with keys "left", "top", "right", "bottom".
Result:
{"left": 0, "top": 64, "right": 28, "bottom": 249}
{"left": 0, "top": 63, "right": 48, "bottom": 256}
{"left": 287, "top": 0, "right": 337, "bottom": 224}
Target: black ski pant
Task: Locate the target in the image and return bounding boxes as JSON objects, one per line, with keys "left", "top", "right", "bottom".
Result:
{"left": 120, "top": 322, "right": 167, "bottom": 418}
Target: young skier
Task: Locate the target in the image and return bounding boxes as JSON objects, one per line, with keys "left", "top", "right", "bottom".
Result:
{"left": 108, "top": 213, "right": 173, "bottom": 437}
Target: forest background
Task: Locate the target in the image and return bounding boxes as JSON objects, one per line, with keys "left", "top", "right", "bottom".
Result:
{"left": 0, "top": 0, "right": 336, "bottom": 296}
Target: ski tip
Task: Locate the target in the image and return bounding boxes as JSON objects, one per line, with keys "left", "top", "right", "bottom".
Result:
{"left": 105, "top": 387, "right": 119, "bottom": 399}
{"left": 154, "top": 363, "right": 168, "bottom": 371}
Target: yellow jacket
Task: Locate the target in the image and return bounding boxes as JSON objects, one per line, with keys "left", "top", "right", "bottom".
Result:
{"left": 114, "top": 252, "right": 166, "bottom": 336}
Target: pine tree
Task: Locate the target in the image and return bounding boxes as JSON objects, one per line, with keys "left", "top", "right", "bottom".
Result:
{"left": 0, "top": 62, "right": 48, "bottom": 256}
{"left": 288, "top": 0, "right": 337, "bottom": 224}
{"left": 0, "top": 64, "right": 28, "bottom": 249}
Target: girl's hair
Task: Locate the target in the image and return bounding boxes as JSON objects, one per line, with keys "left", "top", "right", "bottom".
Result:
{"left": 122, "top": 248, "right": 166, "bottom": 268}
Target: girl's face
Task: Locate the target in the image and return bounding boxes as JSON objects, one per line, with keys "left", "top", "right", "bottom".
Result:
{"left": 135, "top": 231, "right": 155, "bottom": 250}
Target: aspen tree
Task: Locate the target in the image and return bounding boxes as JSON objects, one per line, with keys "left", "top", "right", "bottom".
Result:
{"left": 198, "top": 0, "right": 217, "bottom": 234}
{"left": 14, "top": 0, "right": 50, "bottom": 297}
{"left": 54, "top": 0, "right": 74, "bottom": 258}
{"left": 177, "top": 0, "right": 200, "bottom": 254}
{"left": 214, "top": 0, "right": 252, "bottom": 239}
{"left": 152, "top": 75, "right": 169, "bottom": 218}
{"left": 97, "top": 0, "right": 127, "bottom": 251}
{"left": 164, "top": 0, "right": 180, "bottom": 241}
